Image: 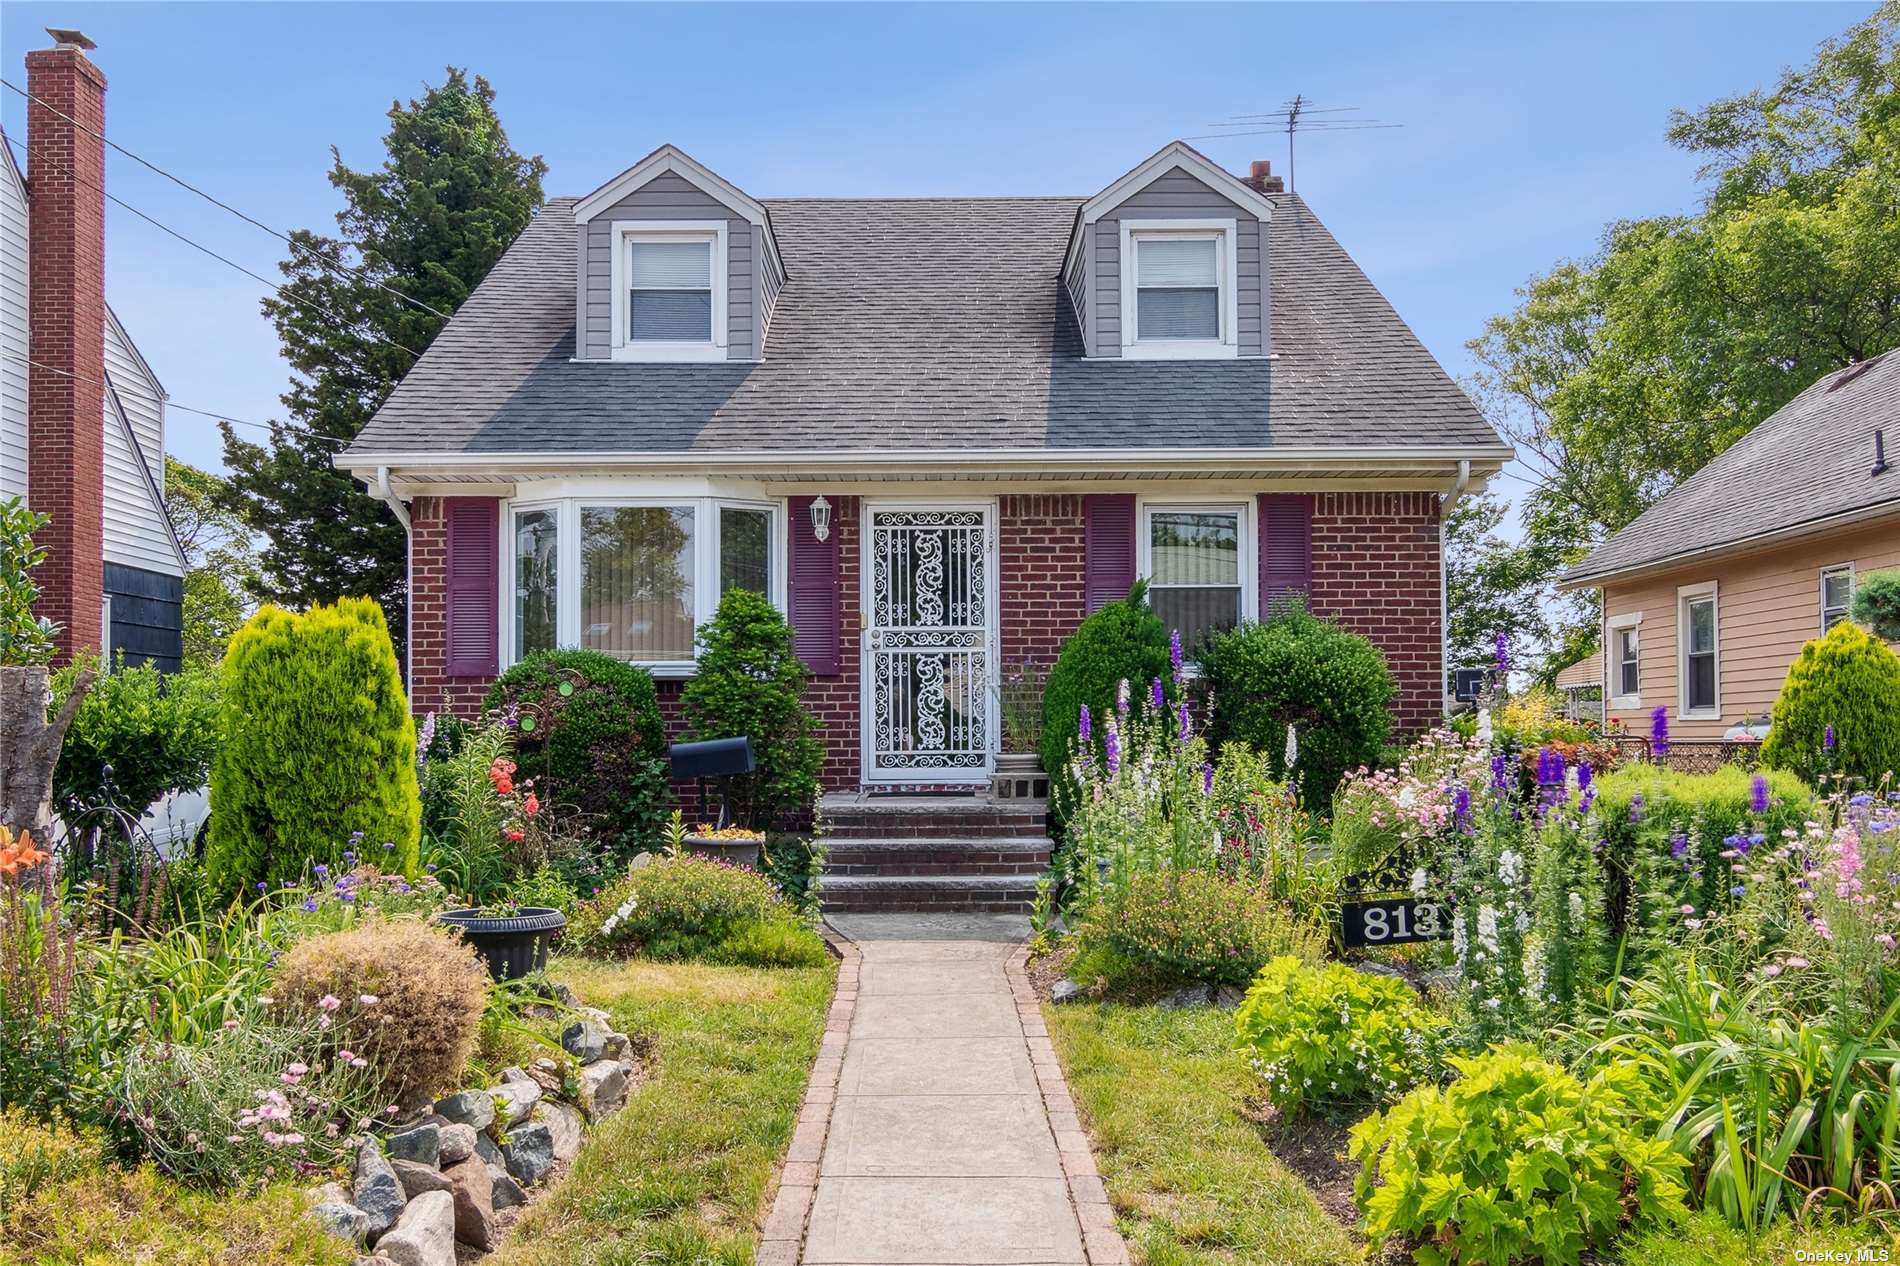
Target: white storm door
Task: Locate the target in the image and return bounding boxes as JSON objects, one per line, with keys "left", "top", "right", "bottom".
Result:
{"left": 862, "top": 504, "right": 997, "bottom": 783}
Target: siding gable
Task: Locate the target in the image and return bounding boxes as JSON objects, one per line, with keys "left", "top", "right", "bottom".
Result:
{"left": 103, "top": 313, "right": 184, "bottom": 576}
{"left": 0, "top": 143, "right": 27, "bottom": 502}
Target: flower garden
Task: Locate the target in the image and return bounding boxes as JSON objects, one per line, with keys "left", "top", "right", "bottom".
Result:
{"left": 1032, "top": 588, "right": 1900, "bottom": 1263}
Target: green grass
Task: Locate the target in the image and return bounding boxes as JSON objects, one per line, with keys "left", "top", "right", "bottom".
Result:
{"left": 1044, "top": 999, "right": 1364, "bottom": 1265}
{"left": 491, "top": 953, "right": 836, "bottom": 1266}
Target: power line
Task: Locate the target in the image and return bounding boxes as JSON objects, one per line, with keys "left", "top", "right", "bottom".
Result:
{"left": 2, "top": 131, "right": 424, "bottom": 363}
{"left": 1, "top": 75, "right": 452, "bottom": 323}
{"left": 1, "top": 352, "right": 352, "bottom": 449}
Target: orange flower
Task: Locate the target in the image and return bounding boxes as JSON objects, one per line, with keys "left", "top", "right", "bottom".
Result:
{"left": 0, "top": 830, "right": 49, "bottom": 878}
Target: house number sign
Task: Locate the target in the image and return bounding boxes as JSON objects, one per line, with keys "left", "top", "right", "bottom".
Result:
{"left": 1336, "top": 849, "right": 1453, "bottom": 949}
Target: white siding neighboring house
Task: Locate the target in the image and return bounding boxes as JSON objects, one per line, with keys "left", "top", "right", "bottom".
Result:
{"left": 1, "top": 130, "right": 187, "bottom": 669}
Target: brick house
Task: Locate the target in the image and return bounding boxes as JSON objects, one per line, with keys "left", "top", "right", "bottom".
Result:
{"left": 339, "top": 142, "right": 1509, "bottom": 798}
{"left": 1, "top": 31, "right": 186, "bottom": 669}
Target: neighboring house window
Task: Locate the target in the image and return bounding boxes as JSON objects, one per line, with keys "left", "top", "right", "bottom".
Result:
{"left": 1678, "top": 582, "right": 1719, "bottom": 718}
{"left": 504, "top": 497, "right": 780, "bottom": 674}
{"left": 1119, "top": 219, "right": 1238, "bottom": 360}
{"left": 611, "top": 222, "right": 727, "bottom": 361}
{"left": 1139, "top": 502, "right": 1252, "bottom": 652}
{"left": 1607, "top": 611, "right": 1641, "bottom": 708}
{"left": 1821, "top": 564, "right": 1855, "bottom": 632}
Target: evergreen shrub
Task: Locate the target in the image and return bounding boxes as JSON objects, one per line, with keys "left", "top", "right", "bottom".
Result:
{"left": 1851, "top": 569, "right": 1900, "bottom": 643}
{"left": 1040, "top": 581, "right": 1174, "bottom": 815}
{"left": 1760, "top": 620, "right": 1900, "bottom": 784}
{"left": 1071, "top": 869, "right": 1328, "bottom": 991}
{"left": 204, "top": 599, "right": 419, "bottom": 891}
{"left": 485, "top": 649, "right": 668, "bottom": 858}
{"left": 680, "top": 589, "right": 823, "bottom": 830}
{"left": 53, "top": 658, "right": 221, "bottom": 816}
{"left": 572, "top": 854, "right": 823, "bottom": 965}
{"left": 1201, "top": 607, "right": 1395, "bottom": 804}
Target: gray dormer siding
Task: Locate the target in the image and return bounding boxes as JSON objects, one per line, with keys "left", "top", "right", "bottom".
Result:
{"left": 1083, "top": 169, "right": 1267, "bottom": 359}
{"left": 577, "top": 171, "right": 758, "bottom": 361}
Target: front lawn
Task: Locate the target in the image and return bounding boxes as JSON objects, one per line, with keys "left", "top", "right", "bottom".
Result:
{"left": 490, "top": 955, "right": 836, "bottom": 1265}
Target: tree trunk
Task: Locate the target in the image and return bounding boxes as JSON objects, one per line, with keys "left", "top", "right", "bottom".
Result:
{"left": 0, "top": 664, "right": 93, "bottom": 841}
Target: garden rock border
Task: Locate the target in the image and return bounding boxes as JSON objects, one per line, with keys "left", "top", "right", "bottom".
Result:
{"left": 313, "top": 1008, "right": 648, "bottom": 1266}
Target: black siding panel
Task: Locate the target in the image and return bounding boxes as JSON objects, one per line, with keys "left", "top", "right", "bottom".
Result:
{"left": 104, "top": 562, "right": 184, "bottom": 673}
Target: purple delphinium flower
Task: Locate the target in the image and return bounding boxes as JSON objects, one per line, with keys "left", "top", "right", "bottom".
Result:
{"left": 1452, "top": 784, "right": 1472, "bottom": 831}
{"left": 1150, "top": 676, "right": 1165, "bottom": 710}
{"left": 1577, "top": 761, "right": 1593, "bottom": 793}
{"left": 1170, "top": 629, "right": 1184, "bottom": 680}
{"left": 1490, "top": 753, "right": 1511, "bottom": 795}
{"left": 1494, "top": 630, "right": 1511, "bottom": 678}
{"left": 1535, "top": 746, "right": 1567, "bottom": 789}
{"left": 1630, "top": 793, "right": 1646, "bottom": 823}
{"left": 1078, "top": 704, "right": 1092, "bottom": 746}
{"left": 1825, "top": 723, "right": 1837, "bottom": 753}
{"left": 1104, "top": 723, "right": 1121, "bottom": 776}
{"left": 1177, "top": 701, "right": 1192, "bottom": 742}
{"left": 1202, "top": 762, "right": 1214, "bottom": 795}
{"left": 1670, "top": 832, "right": 1689, "bottom": 861}
{"left": 1749, "top": 773, "right": 1771, "bottom": 816}
{"left": 1651, "top": 706, "right": 1670, "bottom": 756}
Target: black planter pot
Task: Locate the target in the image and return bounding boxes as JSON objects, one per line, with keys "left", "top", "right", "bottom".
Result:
{"left": 436, "top": 907, "right": 567, "bottom": 981}
{"left": 682, "top": 834, "right": 762, "bottom": 869}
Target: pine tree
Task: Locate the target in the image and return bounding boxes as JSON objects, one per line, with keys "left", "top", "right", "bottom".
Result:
{"left": 221, "top": 69, "right": 545, "bottom": 650}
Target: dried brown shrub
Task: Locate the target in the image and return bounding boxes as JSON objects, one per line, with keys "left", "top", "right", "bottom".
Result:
{"left": 272, "top": 919, "right": 488, "bottom": 1107}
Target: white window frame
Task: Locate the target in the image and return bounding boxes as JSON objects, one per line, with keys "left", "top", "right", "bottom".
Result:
{"left": 1607, "top": 610, "right": 1642, "bottom": 710}
{"left": 1821, "top": 562, "right": 1856, "bottom": 633}
{"left": 609, "top": 220, "right": 728, "bottom": 363}
{"left": 1119, "top": 218, "right": 1240, "bottom": 360}
{"left": 500, "top": 495, "right": 784, "bottom": 678}
{"left": 1677, "top": 580, "right": 1720, "bottom": 720}
{"left": 1137, "top": 499, "right": 1257, "bottom": 652}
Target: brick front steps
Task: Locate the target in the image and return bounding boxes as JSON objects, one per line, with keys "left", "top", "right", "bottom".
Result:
{"left": 817, "top": 793, "right": 1054, "bottom": 913}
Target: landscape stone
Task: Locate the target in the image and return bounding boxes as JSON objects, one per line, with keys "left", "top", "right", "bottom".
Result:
{"left": 533, "top": 1100, "right": 585, "bottom": 1164}
{"left": 436, "top": 1122, "right": 478, "bottom": 1165}
{"left": 525, "top": 1057, "right": 564, "bottom": 1094}
{"left": 353, "top": 1138, "right": 407, "bottom": 1241}
{"left": 311, "top": 1199, "right": 370, "bottom": 1245}
{"left": 432, "top": 1089, "right": 495, "bottom": 1132}
{"left": 373, "top": 1190, "right": 456, "bottom": 1266}
{"left": 1050, "top": 979, "right": 1085, "bottom": 1004}
{"left": 386, "top": 1123, "right": 440, "bottom": 1166}
{"left": 576, "top": 1058, "right": 628, "bottom": 1119}
{"left": 441, "top": 1159, "right": 496, "bottom": 1252}
{"left": 472, "top": 1130, "right": 504, "bottom": 1169}
{"left": 602, "top": 1030, "right": 631, "bottom": 1059}
{"left": 561, "top": 1019, "right": 610, "bottom": 1063}
{"left": 1214, "top": 985, "right": 1246, "bottom": 1008}
{"left": 488, "top": 1165, "right": 528, "bottom": 1209}
{"left": 1157, "top": 984, "right": 1216, "bottom": 1009}
{"left": 501, "top": 1121, "right": 556, "bottom": 1187}
{"left": 1351, "top": 961, "right": 1409, "bottom": 980}
{"left": 491, "top": 1077, "right": 541, "bottom": 1128}
{"left": 391, "top": 1159, "right": 452, "bottom": 1198}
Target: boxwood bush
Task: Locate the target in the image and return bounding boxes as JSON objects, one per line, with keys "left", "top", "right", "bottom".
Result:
{"left": 1759, "top": 620, "right": 1900, "bottom": 785}
{"left": 572, "top": 854, "right": 825, "bottom": 966}
{"left": 1071, "top": 869, "right": 1327, "bottom": 991}
{"left": 485, "top": 649, "right": 669, "bottom": 859}
{"left": 1040, "top": 581, "right": 1174, "bottom": 816}
{"left": 1200, "top": 607, "right": 1394, "bottom": 805}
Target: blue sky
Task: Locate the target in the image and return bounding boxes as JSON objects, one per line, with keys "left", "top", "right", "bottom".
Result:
{"left": 0, "top": 1, "right": 1874, "bottom": 485}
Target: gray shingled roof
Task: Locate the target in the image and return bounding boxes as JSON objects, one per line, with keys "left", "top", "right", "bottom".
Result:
{"left": 1566, "top": 349, "right": 1900, "bottom": 584}
{"left": 342, "top": 192, "right": 1504, "bottom": 461}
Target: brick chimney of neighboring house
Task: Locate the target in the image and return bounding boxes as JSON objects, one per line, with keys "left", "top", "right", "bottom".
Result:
{"left": 1243, "top": 159, "right": 1285, "bottom": 195}
{"left": 25, "top": 30, "right": 107, "bottom": 662}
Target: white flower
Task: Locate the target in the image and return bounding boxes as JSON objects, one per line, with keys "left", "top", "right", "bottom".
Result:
{"left": 1476, "top": 905, "right": 1501, "bottom": 957}
{"left": 1284, "top": 723, "right": 1299, "bottom": 771}
{"left": 1497, "top": 849, "right": 1523, "bottom": 887}
{"left": 1568, "top": 892, "right": 1584, "bottom": 923}
{"left": 1409, "top": 867, "right": 1429, "bottom": 898}
{"left": 1476, "top": 708, "right": 1494, "bottom": 746}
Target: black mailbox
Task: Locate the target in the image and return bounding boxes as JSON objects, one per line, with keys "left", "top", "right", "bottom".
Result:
{"left": 670, "top": 737, "right": 755, "bottom": 828}
{"left": 670, "top": 737, "right": 755, "bottom": 779}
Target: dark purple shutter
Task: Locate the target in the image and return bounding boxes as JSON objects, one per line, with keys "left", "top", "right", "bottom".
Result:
{"left": 444, "top": 497, "right": 500, "bottom": 677}
{"left": 1083, "top": 494, "right": 1138, "bottom": 613}
{"left": 1258, "top": 492, "right": 1313, "bottom": 613}
{"left": 788, "top": 495, "right": 840, "bottom": 675}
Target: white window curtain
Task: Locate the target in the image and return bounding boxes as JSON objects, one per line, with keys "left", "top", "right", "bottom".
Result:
{"left": 580, "top": 506, "right": 697, "bottom": 662}
{"left": 513, "top": 507, "right": 559, "bottom": 660}
{"left": 1148, "top": 509, "right": 1241, "bottom": 649}
{"left": 628, "top": 240, "right": 713, "bottom": 342}
{"left": 1136, "top": 237, "right": 1219, "bottom": 340}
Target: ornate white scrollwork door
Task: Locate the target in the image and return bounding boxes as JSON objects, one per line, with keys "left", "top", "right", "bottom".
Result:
{"left": 862, "top": 504, "right": 997, "bottom": 783}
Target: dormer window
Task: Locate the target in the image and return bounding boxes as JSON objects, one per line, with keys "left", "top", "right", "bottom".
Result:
{"left": 1119, "top": 219, "right": 1238, "bottom": 360}
{"left": 610, "top": 221, "right": 728, "bottom": 361}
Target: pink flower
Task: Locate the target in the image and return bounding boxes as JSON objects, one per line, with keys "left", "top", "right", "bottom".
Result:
{"left": 286, "top": 1062, "right": 308, "bottom": 1076}
{"left": 317, "top": 994, "right": 341, "bottom": 1012}
{"left": 337, "top": 1050, "right": 356, "bottom": 1062}
{"left": 222, "top": 1018, "right": 240, "bottom": 1031}
{"left": 1762, "top": 964, "right": 1783, "bottom": 978}
{"left": 1786, "top": 956, "right": 1810, "bottom": 969}
{"left": 1877, "top": 934, "right": 1897, "bottom": 950}
{"left": 1679, "top": 904, "right": 1696, "bottom": 915}
{"left": 358, "top": 994, "right": 379, "bottom": 1006}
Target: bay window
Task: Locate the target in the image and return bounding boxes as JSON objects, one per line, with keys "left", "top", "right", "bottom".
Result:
{"left": 1140, "top": 502, "right": 1252, "bottom": 653}
{"left": 506, "top": 497, "right": 780, "bottom": 673}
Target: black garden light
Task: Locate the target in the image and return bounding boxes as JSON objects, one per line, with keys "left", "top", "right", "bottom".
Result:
{"left": 669, "top": 736, "right": 756, "bottom": 828}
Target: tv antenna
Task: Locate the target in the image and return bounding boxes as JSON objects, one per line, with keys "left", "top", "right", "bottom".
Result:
{"left": 1187, "top": 95, "right": 1401, "bottom": 192}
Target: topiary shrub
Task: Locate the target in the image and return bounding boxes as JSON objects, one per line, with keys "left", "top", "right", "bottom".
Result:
{"left": 52, "top": 658, "right": 220, "bottom": 816}
{"left": 1235, "top": 956, "right": 1443, "bottom": 1117}
{"left": 1040, "top": 581, "right": 1174, "bottom": 815}
{"left": 485, "top": 649, "right": 668, "bottom": 858}
{"left": 271, "top": 918, "right": 490, "bottom": 1108}
{"left": 1071, "top": 869, "right": 1328, "bottom": 992}
{"left": 571, "top": 854, "right": 823, "bottom": 965}
{"left": 1201, "top": 608, "right": 1394, "bottom": 805}
{"left": 1350, "top": 1044, "right": 1688, "bottom": 1265}
{"left": 1760, "top": 620, "right": 1900, "bottom": 785}
{"left": 680, "top": 589, "right": 823, "bottom": 830}
{"left": 1852, "top": 569, "right": 1900, "bottom": 643}
{"left": 204, "top": 599, "right": 419, "bottom": 893}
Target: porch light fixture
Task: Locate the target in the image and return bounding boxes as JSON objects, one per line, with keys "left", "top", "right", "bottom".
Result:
{"left": 810, "top": 495, "right": 832, "bottom": 542}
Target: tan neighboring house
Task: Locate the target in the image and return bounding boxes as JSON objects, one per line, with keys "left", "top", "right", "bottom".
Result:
{"left": 1561, "top": 350, "right": 1900, "bottom": 741}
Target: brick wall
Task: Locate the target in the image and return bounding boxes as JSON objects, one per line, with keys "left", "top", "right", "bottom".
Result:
{"left": 1309, "top": 490, "right": 1443, "bottom": 735}
{"left": 805, "top": 496, "right": 862, "bottom": 788}
{"left": 25, "top": 46, "right": 109, "bottom": 663}
{"left": 999, "top": 495, "right": 1087, "bottom": 673}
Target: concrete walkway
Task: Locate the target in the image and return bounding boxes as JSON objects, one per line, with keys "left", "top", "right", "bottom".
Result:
{"left": 761, "top": 914, "right": 1124, "bottom": 1266}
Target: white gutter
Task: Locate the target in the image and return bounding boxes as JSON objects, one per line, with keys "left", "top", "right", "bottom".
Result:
{"left": 367, "top": 465, "right": 414, "bottom": 687}
{"left": 370, "top": 465, "right": 411, "bottom": 530}
{"left": 1559, "top": 496, "right": 1900, "bottom": 590}
{"left": 1439, "top": 459, "right": 1471, "bottom": 718}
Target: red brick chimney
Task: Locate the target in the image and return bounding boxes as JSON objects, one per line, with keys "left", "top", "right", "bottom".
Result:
{"left": 25, "top": 30, "right": 107, "bottom": 662}
{"left": 1242, "top": 159, "right": 1285, "bottom": 195}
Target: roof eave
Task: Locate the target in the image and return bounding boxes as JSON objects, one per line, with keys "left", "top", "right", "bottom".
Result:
{"left": 1558, "top": 495, "right": 1900, "bottom": 591}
